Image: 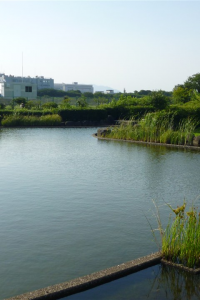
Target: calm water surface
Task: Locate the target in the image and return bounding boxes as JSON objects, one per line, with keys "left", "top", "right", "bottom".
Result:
{"left": 0, "top": 128, "right": 200, "bottom": 299}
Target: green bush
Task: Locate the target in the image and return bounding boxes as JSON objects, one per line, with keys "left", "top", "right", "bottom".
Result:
{"left": 25, "top": 100, "right": 41, "bottom": 109}
{"left": 13, "top": 109, "right": 57, "bottom": 117}
{"left": 42, "top": 102, "right": 58, "bottom": 109}
{"left": 104, "top": 106, "right": 154, "bottom": 120}
{"left": 58, "top": 108, "right": 107, "bottom": 122}
{"left": 1, "top": 114, "right": 61, "bottom": 127}
{"left": 13, "top": 97, "right": 27, "bottom": 105}
{"left": 167, "top": 105, "right": 200, "bottom": 127}
{"left": 39, "top": 114, "right": 62, "bottom": 126}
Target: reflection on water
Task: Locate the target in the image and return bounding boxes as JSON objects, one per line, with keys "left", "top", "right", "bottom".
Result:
{"left": 157, "top": 264, "right": 200, "bottom": 300}
{"left": 64, "top": 264, "right": 200, "bottom": 300}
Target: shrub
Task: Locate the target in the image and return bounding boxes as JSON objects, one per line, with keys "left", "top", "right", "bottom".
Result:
{"left": 0, "top": 103, "right": 5, "bottom": 109}
{"left": 13, "top": 97, "right": 27, "bottom": 105}
{"left": 76, "top": 97, "right": 88, "bottom": 108}
{"left": 58, "top": 108, "right": 107, "bottom": 122}
{"left": 39, "top": 114, "right": 62, "bottom": 126}
{"left": 42, "top": 102, "right": 58, "bottom": 109}
{"left": 1, "top": 114, "right": 61, "bottom": 127}
{"left": 25, "top": 100, "right": 41, "bottom": 109}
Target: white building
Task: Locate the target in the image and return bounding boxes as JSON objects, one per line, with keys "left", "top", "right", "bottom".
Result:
{"left": 0, "top": 74, "right": 54, "bottom": 90}
{"left": 0, "top": 73, "right": 54, "bottom": 99}
{"left": 54, "top": 82, "right": 93, "bottom": 94}
{"left": 0, "top": 81, "right": 37, "bottom": 100}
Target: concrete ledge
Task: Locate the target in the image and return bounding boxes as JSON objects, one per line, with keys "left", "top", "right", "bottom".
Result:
{"left": 6, "top": 252, "right": 161, "bottom": 300}
{"left": 161, "top": 258, "right": 200, "bottom": 274}
{"left": 94, "top": 135, "right": 200, "bottom": 151}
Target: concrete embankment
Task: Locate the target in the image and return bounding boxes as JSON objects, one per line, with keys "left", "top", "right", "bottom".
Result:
{"left": 6, "top": 252, "right": 161, "bottom": 300}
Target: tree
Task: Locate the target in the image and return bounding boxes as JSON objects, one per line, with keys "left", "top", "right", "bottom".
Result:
{"left": 76, "top": 96, "right": 88, "bottom": 108}
{"left": 184, "top": 73, "right": 200, "bottom": 93}
{"left": 149, "top": 91, "right": 169, "bottom": 110}
{"left": 83, "top": 92, "right": 94, "bottom": 98}
{"left": 172, "top": 85, "right": 194, "bottom": 104}
{"left": 61, "top": 96, "right": 71, "bottom": 108}
{"left": 14, "top": 97, "right": 27, "bottom": 105}
{"left": 94, "top": 92, "right": 105, "bottom": 98}
{"left": 0, "top": 103, "right": 5, "bottom": 109}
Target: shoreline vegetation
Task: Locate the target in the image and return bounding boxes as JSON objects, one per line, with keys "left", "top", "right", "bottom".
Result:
{"left": 151, "top": 199, "right": 200, "bottom": 271}
{"left": 1, "top": 114, "right": 62, "bottom": 127}
{"left": 101, "top": 112, "right": 200, "bottom": 147}
{"left": 162, "top": 202, "right": 200, "bottom": 269}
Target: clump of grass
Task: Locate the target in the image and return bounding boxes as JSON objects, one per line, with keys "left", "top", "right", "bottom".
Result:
{"left": 147, "top": 199, "right": 200, "bottom": 269}
{"left": 105, "top": 112, "right": 198, "bottom": 146}
{"left": 162, "top": 202, "right": 200, "bottom": 269}
{"left": 1, "top": 114, "right": 61, "bottom": 127}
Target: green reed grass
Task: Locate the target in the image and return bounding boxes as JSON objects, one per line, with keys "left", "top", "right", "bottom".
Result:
{"left": 148, "top": 200, "right": 200, "bottom": 269}
{"left": 106, "top": 112, "right": 198, "bottom": 146}
{"left": 1, "top": 114, "right": 62, "bottom": 127}
{"left": 162, "top": 202, "right": 200, "bottom": 269}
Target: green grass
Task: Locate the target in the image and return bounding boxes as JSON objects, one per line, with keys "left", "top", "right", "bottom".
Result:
{"left": 1, "top": 114, "right": 62, "bottom": 127}
{"left": 162, "top": 202, "right": 200, "bottom": 269}
{"left": 105, "top": 112, "right": 198, "bottom": 146}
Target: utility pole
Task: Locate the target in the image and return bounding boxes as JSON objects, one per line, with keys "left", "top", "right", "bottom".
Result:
{"left": 22, "top": 52, "right": 23, "bottom": 82}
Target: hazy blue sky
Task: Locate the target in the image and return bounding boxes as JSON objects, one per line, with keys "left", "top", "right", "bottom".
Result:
{"left": 1, "top": 1, "right": 200, "bottom": 92}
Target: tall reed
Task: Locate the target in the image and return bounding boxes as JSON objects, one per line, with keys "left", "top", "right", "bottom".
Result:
{"left": 162, "top": 202, "right": 200, "bottom": 269}
{"left": 105, "top": 112, "right": 198, "bottom": 146}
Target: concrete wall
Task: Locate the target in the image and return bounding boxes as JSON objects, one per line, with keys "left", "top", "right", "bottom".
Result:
{"left": 2, "top": 82, "right": 37, "bottom": 99}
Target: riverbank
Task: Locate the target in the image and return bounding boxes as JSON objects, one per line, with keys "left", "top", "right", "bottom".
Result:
{"left": 94, "top": 133, "right": 200, "bottom": 151}
{"left": 95, "top": 112, "right": 200, "bottom": 149}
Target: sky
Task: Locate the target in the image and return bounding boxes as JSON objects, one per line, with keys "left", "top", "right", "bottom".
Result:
{"left": 0, "top": 1, "right": 200, "bottom": 92}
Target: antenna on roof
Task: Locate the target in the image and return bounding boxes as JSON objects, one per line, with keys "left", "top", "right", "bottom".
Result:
{"left": 22, "top": 52, "right": 23, "bottom": 82}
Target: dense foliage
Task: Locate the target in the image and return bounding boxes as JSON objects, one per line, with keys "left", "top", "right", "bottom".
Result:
{"left": 58, "top": 108, "right": 107, "bottom": 122}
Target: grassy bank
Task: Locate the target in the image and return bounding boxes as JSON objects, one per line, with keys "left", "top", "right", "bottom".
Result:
{"left": 1, "top": 114, "right": 62, "bottom": 127}
{"left": 105, "top": 112, "right": 198, "bottom": 146}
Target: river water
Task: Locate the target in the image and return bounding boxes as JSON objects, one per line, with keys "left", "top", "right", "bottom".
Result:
{"left": 0, "top": 128, "right": 200, "bottom": 299}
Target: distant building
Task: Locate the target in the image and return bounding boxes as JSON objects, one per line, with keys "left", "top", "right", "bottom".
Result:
{"left": 0, "top": 74, "right": 54, "bottom": 90}
{"left": 54, "top": 82, "right": 93, "bottom": 94}
{"left": 105, "top": 90, "right": 114, "bottom": 94}
{"left": 0, "top": 73, "right": 54, "bottom": 99}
